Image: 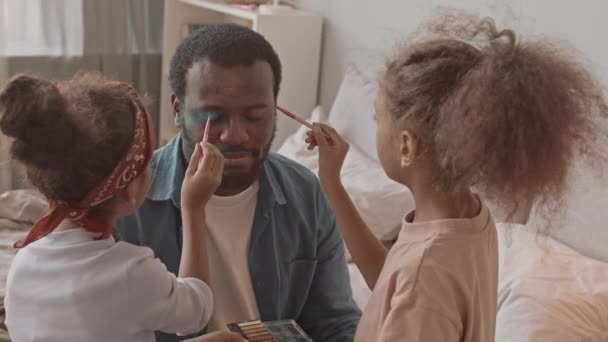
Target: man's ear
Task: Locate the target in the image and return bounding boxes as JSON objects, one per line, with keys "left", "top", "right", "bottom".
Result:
{"left": 171, "top": 94, "right": 181, "bottom": 127}
{"left": 399, "top": 130, "right": 417, "bottom": 168}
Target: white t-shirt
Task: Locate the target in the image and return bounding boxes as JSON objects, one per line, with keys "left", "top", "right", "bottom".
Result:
{"left": 205, "top": 181, "right": 260, "bottom": 331}
{"left": 5, "top": 229, "right": 212, "bottom": 342}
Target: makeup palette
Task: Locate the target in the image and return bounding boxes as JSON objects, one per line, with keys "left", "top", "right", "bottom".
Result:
{"left": 227, "top": 319, "right": 312, "bottom": 342}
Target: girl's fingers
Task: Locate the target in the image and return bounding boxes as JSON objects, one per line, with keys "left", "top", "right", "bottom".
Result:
{"left": 187, "top": 143, "right": 203, "bottom": 176}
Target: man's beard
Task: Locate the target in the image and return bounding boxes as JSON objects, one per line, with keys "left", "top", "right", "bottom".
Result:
{"left": 217, "top": 143, "right": 270, "bottom": 194}
{"left": 179, "top": 115, "right": 276, "bottom": 195}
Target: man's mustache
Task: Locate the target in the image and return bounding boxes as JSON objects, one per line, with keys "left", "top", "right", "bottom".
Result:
{"left": 219, "top": 145, "right": 260, "bottom": 156}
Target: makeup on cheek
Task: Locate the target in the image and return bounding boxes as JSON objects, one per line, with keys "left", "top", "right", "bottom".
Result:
{"left": 187, "top": 109, "right": 220, "bottom": 128}
{"left": 188, "top": 111, "right": 218, "bottom": 144}
{"left": 206, "top": 112, "right": 219, "bottom": 122}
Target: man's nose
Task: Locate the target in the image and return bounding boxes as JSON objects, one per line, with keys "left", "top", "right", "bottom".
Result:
{"left": 219, "top": 118, "right": 249, "bottom": 146}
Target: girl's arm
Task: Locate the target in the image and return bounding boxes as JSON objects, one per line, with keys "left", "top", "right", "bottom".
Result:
{"left": 324, "top": 180, "right": 387, "bottom": 289}
{"left": 179, "top": 142, "right": 224, "bottom": 283}
{"left": 310, "top": 123, "right": 387, "bottom": 289}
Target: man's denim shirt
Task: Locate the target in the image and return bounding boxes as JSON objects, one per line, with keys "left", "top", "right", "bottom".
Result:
{"left": 115, "top": 135, "right": 361, "bottom": 342}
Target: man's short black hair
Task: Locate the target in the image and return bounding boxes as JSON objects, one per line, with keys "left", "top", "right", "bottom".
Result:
{"left": 169, "top": 23, "right": 282, "bottom": 100}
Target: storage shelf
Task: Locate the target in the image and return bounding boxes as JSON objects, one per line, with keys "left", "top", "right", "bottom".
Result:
{"left": 177, "top": 0, "right": 257, "bottom": 20}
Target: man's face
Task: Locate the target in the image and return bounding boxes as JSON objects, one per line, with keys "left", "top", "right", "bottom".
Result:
{"left": 174, "top": 59, "right": 276, "bottom": 196}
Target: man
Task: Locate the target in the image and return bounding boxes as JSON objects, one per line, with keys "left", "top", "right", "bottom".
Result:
{"left": 115, "top": 24, "right": 361, "bottom": 342}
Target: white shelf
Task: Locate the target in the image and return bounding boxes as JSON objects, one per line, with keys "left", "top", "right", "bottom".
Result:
{"left": 177, "top": 0, "right": 257, "bottom": 20}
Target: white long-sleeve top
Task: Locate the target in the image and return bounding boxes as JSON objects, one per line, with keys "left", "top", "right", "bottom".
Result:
{"left": 5, "top": 229, "right": 213, "bottom": 342}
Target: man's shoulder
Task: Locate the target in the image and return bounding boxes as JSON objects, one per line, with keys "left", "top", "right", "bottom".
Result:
{"left": 266, "top": 153, "right": 319, "bottom": 185}
{"left": 265, "top": 153, "right": 324, "bottom": 201}
{"left": 150, "top": 141, "right": 173, "bottom": 167}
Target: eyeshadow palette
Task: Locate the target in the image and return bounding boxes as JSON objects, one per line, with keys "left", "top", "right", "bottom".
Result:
{"left": 227, "top": 319, "right": 312, "bottom": 342}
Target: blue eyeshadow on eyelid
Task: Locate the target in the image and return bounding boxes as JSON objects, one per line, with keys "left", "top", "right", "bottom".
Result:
{"left": 188, "top": 109, "right": 220, "bottom": 126}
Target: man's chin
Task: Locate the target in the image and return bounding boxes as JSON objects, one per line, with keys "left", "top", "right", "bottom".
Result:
{"left": 222, "top": 166, "right": 253, "bottom": 174}
{"left": 216, "top": 170, "right": 259, "bottom": 195}
{"left": 216, "top": 153, "right": 268, "bottom": 195}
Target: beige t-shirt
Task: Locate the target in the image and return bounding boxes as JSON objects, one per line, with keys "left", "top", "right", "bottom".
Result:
{"left": 205, "top": 182, "right": 260, "bottom": 332}
{"left": 355, "top": 203, "right": 498, "bottom": 342}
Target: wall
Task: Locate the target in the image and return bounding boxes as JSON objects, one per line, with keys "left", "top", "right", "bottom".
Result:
{"left": 295, "top": 0, "right": 608, "bottom": 260}
{"left": 297, "top": 0, "right": 608, "bottom": 112}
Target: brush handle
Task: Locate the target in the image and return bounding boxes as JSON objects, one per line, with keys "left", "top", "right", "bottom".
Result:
{"left": 277, "top": 106, "right": 313, "bottom": 129}
{"left": 277, "top": 106, "right": 336, "bottom": 147}
{"left": 202, "top": 119, "right": 211, "bottom": 144}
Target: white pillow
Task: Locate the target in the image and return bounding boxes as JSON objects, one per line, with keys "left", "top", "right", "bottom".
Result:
{"left": 496, "top": 224, "right": 608, "bottom": 342}
{"left": 276, "top": 106, "right": 325, "bottom": 171}
{"left": 0, "top": 190, "right": 48, "bottom": 297}
{"left": 277, "top": 106, "right": 414, "bottom": 242}
{"left": 0, "top": 189, "right": 47, "bottom": 223}
{"left": 348, "top": 263, "right": 372, "bottom": 310}
{"left": 339, "top": 147, "right": 413, "bottom": 241}
{"left": 539, "top": 160, "right": 608, "bottom": 262}
{"left": 328, "top": 65, "right": 379, "bottom": 162}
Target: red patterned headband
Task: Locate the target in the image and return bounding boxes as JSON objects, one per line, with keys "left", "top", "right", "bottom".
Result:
{"left": 15, "top": 83, "right": 156, "bottom": 248}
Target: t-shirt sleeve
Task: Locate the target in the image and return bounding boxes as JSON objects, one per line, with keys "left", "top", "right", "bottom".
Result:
{"left": 377, "top": 267, "right": 462, "bottom": 342}
{"left": 378, "top": 302, "right": 461, "bottom": 341}
{"left": 126, "top": 247, "right": 213, "bottom": 335}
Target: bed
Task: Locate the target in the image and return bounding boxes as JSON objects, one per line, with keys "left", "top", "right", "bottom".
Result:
{"left": 0, "top": 66, "right": 606, "bottom": 341}
{"left": 0, "top": 189, "right": 48, "bottom": 341}
{"left": 277, "top": 65, "right": 608, "bottom": 341}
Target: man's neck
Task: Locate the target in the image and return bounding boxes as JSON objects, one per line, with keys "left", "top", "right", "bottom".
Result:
{"left": 180, "top": 137, "right": 193, "bottom": 169}
{"left": 215, "top": 186, "right": 249, "bottom": 197}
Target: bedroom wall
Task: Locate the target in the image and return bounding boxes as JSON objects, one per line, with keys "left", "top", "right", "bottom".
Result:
{"left": 297, "top": 0, "right": 608, "bottom": 112}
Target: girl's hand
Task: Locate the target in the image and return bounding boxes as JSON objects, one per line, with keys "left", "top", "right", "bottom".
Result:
{"left": 181, "top": 142, "right": 224, "bottom": 213}
{"left": 309, "top": 123, "right": 349, "bottom": 187}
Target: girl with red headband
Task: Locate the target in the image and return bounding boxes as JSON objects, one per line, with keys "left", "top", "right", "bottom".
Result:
{"left": 0, "top": 73, "right": 242, "bottom": 342}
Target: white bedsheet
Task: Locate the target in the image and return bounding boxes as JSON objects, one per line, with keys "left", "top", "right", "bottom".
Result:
{"left": 0, "top": 221, "right": 28, "bottom": 298}
{"left": 0, "top": 190, "right": 47, "bottom": 297}
{"left": 348, "top": 264, "right": 371, "bottom": 311}
{"left": 496, "top": 224, "right": 608, "bottom": 342}
{"left": 346, "top": 224, "right": 608, "bottom": 341}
